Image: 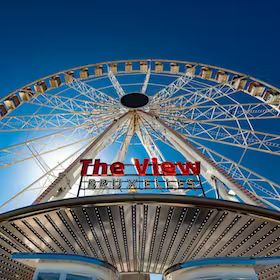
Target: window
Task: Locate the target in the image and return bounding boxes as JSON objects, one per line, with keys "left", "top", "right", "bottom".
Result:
{"left": 66, "top": 274, "right": 92, "bottom": 280}
{"left": 37, "top": 272, "right": 60, "bottom": 280}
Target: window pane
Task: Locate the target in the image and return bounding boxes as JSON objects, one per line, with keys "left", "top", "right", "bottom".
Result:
{"left": 37, "top": 272, "right": 60, "bottom": 280}
{"left": 66, "top": 274, "right": 92, "bottom": 280}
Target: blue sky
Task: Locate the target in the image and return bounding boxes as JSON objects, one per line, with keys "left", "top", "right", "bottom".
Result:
{"left": 0, "top": 1, "right": 279, "bottom": 278}
{"left": 0, "top": 0, "right": 280, "bottom": 96}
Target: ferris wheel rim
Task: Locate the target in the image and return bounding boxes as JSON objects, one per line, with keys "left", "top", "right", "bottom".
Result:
{"left": 0, "top": 58, "right": 279, "bottom": 109}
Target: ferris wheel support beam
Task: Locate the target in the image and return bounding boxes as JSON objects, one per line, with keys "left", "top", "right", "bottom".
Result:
{"left": 114, "top": 113, "right": 136, "bottom": 162}
{"left": 138, "top": 110, "right": 264, "bottom": 207}
{"left": 136, "top": 115, "right": 180, "bottom": 190}
{"left": 33, "top": 111, "right": 133, "bottom": 204}
{"left": 188, "top": 138, "right": 280, "bottom": 211}
{"left": 136, "top": 114, "right": 165, "bottom": 161}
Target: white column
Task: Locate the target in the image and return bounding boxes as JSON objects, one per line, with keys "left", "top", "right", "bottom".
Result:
{"left": 34, "top": 112, "right": 133, "bottom": 203}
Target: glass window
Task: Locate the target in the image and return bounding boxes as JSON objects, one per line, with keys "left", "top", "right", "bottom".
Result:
{"left": 37, "top": 272, "right": 60, "bottom": 280}
{"left": 66, "top": 274, "right": 92, "bottom": 280}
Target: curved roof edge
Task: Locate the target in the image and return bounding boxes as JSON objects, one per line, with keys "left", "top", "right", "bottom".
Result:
{"left": 1, "top": 194, "right": 280, "bottom": 223}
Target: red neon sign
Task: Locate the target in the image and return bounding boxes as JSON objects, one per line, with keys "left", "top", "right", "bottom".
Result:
{"left": 80, "top": 158, "right": 200, "bottom": 176}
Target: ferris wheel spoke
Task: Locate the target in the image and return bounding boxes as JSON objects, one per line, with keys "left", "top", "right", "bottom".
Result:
{"left": 155, "top": 86, "right": 279, "bottom": 153}
{"left": 66, "top": 77, "right": 119, "bottom": 104}
{"left": 182, "top": 81, "right": 249, "bottom": 108}
{"left": 162, "top": 117, "right": 280, "bottom": 155}
{"left": 156, "top": 102, "right": 280, "bottom": 122}
{"left": 188, "top": 138, "right": 280, "bottom": 210}
{"left": 28, "top": 93, "right": 116, "bottom": 114}
{"left": 114, "top": 115, "right": 136, "bottom": 162}
{"left": 0, "top": 125, "right": 94, "bottom": 168}
{"left": 150, "top": 73, "right": 194, "bottom": 105}
{"left": 151, "top": 83, "right": 239, "bottom": 112}
{"left": 0, "top": 113, "right": 92, "bottom": 131}
{"left": 141, "top": 63, "right": 151, "bottom": 94}
{"left": 187, "top": 84, "right": 270, "bottom": 133}
{"left": 33, "top": 111, "right": 133, "bottom": 202}
{"left": 107, "top": 67, "right": 125, "bottom": 97}
{"left": 193, "top": 83, "right": 238, "bottom": 105}
{"left": 0, "top": 140, "right": 91, "bottom": 211}
{"left": 15, "top": 137, "right": 93, "bottom": 168}
{"left": 137, "top": 115, "right": 181, "bottom": 190}
{"left": 0, "top": 115, "right": 115, "bottom": 168}
{"left": 137, "top": 116, "right": 165, "bottom": 161}
{"left": 5, "top": 110, "right": 118, "bottom": 132}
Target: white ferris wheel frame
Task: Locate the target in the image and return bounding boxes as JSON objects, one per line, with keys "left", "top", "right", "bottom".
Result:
{"left": 0, "top": 59, "right": 279, "bottom": 211}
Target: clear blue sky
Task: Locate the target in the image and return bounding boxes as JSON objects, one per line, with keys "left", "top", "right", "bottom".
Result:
{"left": 0, "top": 2, "right": 279, "bottom": 278}
{"left": 0, "top": 0, "right": 279, "bottom": 96}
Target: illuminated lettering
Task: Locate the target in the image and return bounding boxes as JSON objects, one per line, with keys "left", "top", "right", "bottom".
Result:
{"left": 134, "top": 158, "right": 149, "bottom": 176}
{"left": 80, "top": 158, "right": 201, "bottom": 176}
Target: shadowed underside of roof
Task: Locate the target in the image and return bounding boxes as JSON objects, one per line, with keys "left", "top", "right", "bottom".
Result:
{"left": 0, "top": 194, "right": 280, "bottom": 280}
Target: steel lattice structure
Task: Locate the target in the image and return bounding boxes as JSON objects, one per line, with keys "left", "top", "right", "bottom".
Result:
{"left": 0, "top": 59, "right": 278, "bottom": 212}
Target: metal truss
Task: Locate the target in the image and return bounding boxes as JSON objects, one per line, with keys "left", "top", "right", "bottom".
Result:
{"left": 107, "top": 68, "right": 125, "bottom": 97}
{"left": 161, "top": 117, "right": 280, "bottom": 156}
{"left": 28, "top": 93, "right": 119, "bottom": 114}
{"left": 0, "top": 115, "right": 132, "bottom": 210}
{"left": 0, "top": 126, "right": 94, "bottom": 168}
{"left": 0, "top": 110, "right": 117, "bottom": 132}
{"left": 138, "top": 110, "right": 267, "bottom": 206}
{"left": 67, "top": 77, "right": 118, "bottom": 104}
{"left": 141, "top": 63, "right": 151, "bottom": 94}
{"left": 156, "top": 102, "right": 280, "bottom": 121}
{"left": 139, "top": 112, "right": 280, "bottom": 208}
{"left": 150, "top": 83, "right": 241, "bottom": 111}
{"left": 150, "top": 73, "right": 194, "bottom": 104}
{"left": 0, "top": 113, "right": 91, "bottom": 131}
{"left": 189, "top": 138, "right": 280, "bottom": 210}
{"left": 136, "top": 115, "right": 165, "bottom": 161}
{"left": 0, "top": 140, "right": 92, "bottom": 211}
{"left": 34, "top": 112, "right": 133, "bottom": 203}
{"left": 114, "top": 114, "right": 136, "bottom": 162}
{"left": 136, "top": 115, "right": 181, "bottom": 190}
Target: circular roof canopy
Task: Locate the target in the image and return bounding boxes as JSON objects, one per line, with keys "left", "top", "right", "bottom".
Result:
{"left": 0, "top": 194, "right": 280, "bottom": 279}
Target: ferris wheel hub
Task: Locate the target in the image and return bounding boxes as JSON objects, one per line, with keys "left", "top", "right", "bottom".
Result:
{"left": 120, "top": 92, "right": 149, "bottom": 108}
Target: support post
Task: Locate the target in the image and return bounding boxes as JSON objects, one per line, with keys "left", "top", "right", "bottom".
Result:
{"left": 138, "top": 110, "right": 263, "bottom": 206}
{"left": 33, "top": 112, "right": 133, "bottom": 203}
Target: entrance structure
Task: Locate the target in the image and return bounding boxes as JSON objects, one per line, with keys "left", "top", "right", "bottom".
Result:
{"left": 0, "top": 59, "right": 279, "bottom": 279}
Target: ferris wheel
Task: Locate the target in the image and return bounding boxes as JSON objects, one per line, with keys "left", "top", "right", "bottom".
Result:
{"left": 0, "top": 59, "right": 279, "bottom": 212}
